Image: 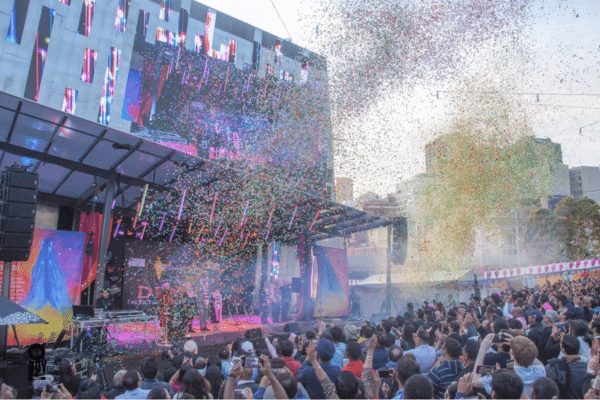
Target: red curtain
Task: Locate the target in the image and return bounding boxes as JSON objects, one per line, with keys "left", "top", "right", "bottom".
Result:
{"left": 78, "top": 211, "right": 111, "bottom": 290}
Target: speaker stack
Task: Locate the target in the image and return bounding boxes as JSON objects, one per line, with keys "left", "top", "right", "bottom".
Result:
{"left": 0, "top": 165, "right": 38, "bottom": 262}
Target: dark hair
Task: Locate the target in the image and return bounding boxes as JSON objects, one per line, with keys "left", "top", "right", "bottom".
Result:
{"left": 561, "top": 334, "right": 580, "bottom": 356}
{"left": 276, "top": 372, "right": 298, "bottom": 399}
{"left": 556, "top": 294, "right": 568, "bottom": 307}
{"left": 363, "top": 326, "right": 374, "bottom": 338}
{"left": 491, "top": 293, "right": 501, "bottom": 305}
{"left": 404, "top": 374, "right": 433, "bottom": 399}
{"left": 280, "top": 340, "right": 294, "bottom": 357}
{"left": 592, "top": 318, "right": 600, "bottom": 334}
{"left": 163, "top": 366, "right": 177, "bottom": 383}
{"left": 376, "top": 331, "right": 387, "bottom": 348}
{"left": 206, "top": 356, "right": 221, "bottom": 371}
{"left": 508, "top": 319, "right": 523, "bottom": 330}
{"left": 177, "top": 393, "right": 195, "bottom": 399}
{"left": 147, "top": 387, "right": 169, "bottom": 399}
{"left": 122, "top": 370, "right": 140, "bottom": 391}
{"left": 218, "top": 347, "right": 230, "bottom": 360}
{"left": 446, "top": 382, "right": 458, "bottom": 399}
{"left": 382, "top": 320, "right": 392, "bottom": 333}
{"left": 415, "top": 326, "right": 431, "bottom": 342}
{"left": 181, "top": 369, "right": 210, "bottom": 399}
{"left": 141, "top": 357, "right": 159, "bottom": 379}
{"left": 396, "top": 356, "right": 421, "bottom": 385}
{"left": 178, "top": 364, "right": 193, "bottom": 383}
{"left": 402, "top": 323, "right": 416, "bottom": 342}
{"left": 464, "top": 339, "right": 480, "bottom": 361}
{"left": 335, "top": 371, "right": 360, "bottom": 399}
{"left": 58, "top": 359, "right": 76, "bottom": 383}
{"left": 570, "top": 319, "right": 589, "bottom": 337}
{"left": 346, "top": 341, "right": 362, "bottom": 361}
{"left": 205, "top": 365, "right": 223, "bottom": 400}
{"left": 493, "top": 317, "right": 508, "bottom": 334}
{"left": 76, "top": 379, "right": 100, "bottom": 400}
{"left": 491, "top": 370, "right": 524, "bottom": 399}
{"left": 531, "top": 377, "right": 559, "bottom": 399}
{"left": 305, "top": 331, "right": 316, "bottom": 340}
{"left": 330, "top": 326, "right": 344, "bottom": 342}
{"left": 396, "top": 315, "right": 405, "bottom": 327}
{"left": 388, "top": 345, "right": 403, "bottom": 362}
{"left": 449, "top": 321, "right": 460, "bottom": 333}
{"left": 443, "top": 338, "right": 461, "bottom": 359}
{"left": 416, "top": 309, "right": 425, "bottom": 319}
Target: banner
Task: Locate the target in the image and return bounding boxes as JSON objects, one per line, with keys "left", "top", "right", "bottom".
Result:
{"left": 0, "top": 229, "right": 85, "bottom": 345}
{"left": 313, "top": 246, "right": 350, "bottom": 317}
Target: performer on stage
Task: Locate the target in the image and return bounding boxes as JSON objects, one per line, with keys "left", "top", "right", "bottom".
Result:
{"left": 271, "top": 285, "right": 281, "bottom": 323}
{"left": 158, "top": 283, "right": 174, "bottom": 343}
{"left": 95, "top": 288, "right": 115, "bottom": 311}
{"left": 212, "top": 287, "right": 222, "bottom": 327}
{"left": 197, "top": 286, "right": 209, "bottom": 331}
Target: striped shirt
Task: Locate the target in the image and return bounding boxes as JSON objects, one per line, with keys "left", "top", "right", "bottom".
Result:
{"left": 428, "top": 360, "right": 462, "bottom": 399}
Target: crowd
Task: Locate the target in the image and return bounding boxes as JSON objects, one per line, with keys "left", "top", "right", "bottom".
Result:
{"left": 6, "top": 278, "right": 600, "bottom": 399}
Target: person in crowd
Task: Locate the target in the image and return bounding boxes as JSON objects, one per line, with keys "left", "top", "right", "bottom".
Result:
{"left": 297, "top": 338, "right": 341, "bottom": 399}
{"left": 183, "top": 340, "right": 199, "bottom": 362}
{"left": 546, "top": 334, "right": 587, "bottom": 399}
{"left": 75, "top": 378, "right": 101, "bottom": 400}
{"left": 404, "top": 303, "right": 414, "bottom": 321}
{"left": 169, "top": 358, "right": 194, "bottom": 394}
{"left": 329, "top": 326, "right": 346, "bottom": 367}
{"left": 539, "top": 310, "right": 561, "bottom": 364}
{"left": 399, "top": 322, "right": 416, "bottom": 350}
{"left": 388, "top": 355, "right": 421, "bottom": 399}
{"left": 403, "top": 374, "right": 434, "bottom": 399}
{"left": 456, "top": 339, "right": 479, "bottom": 380}
{"left": 102, "top": 369, "right": 127, "bottom": 399}
{"left": 341, "top": 341, "right": 364, "bottom": 378}
{"left": 379, "top": 345, "right": 403, "bottom": 372}
{"left": 140, "top": 357, "right": 174, "bottom": 396}
{"left": 530, "top": 377, "right": 559, "bottom": 399}
{"left": 115, "top": 370, "right": 150, "bottom": 400}
{"left": 218, "top": 345, "right": 232, "bottom": 378}
{"left": 173, "top": 369, "right": 211, "bottom": 399}
{"left": 372, "top": 331, "right": 390, "bottom": 370}
{"left": 224, "top": 355, "right": 288, "bottom": 400}
{"left": 57, "top": 359, "right": 82, "bottom": 397}
{"left": 146, "top": 387, "right": 171, "bottom": 399}
{"left": 428, "top": 338, "right": 462, "bottom": 399}
{"left": 526, "top": 310, "right": 545, "bottom": 346}
{"left": 205, "top": 365, "right": 223, "bottom": 399}
{"left": 279, "top": 339, "right": 301, "bottom": 377}
{"left": 405, "top": 326, "right": 437, "bottom": 373}
{"left": 457, "top": 370, "right": 524, "bottom": 400}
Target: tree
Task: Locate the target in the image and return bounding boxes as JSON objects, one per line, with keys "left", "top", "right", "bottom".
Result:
{"left": 522, "top": 207, "right": 564, "bottom": 264}
{"left": 555, "top": 197, "right": 600, "bottom": 260}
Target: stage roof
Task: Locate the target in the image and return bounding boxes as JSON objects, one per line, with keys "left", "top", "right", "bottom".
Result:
{"left": 0, "top": 92, "right": 391, "bottom": 241}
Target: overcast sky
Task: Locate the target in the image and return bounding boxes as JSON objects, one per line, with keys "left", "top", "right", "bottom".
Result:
{"left": 195, "top": 0, "right": 600, "bottom": 197}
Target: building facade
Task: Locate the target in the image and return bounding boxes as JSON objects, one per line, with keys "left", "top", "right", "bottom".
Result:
{"left": 570, "top": 166, "right": 600, "bottom": 204}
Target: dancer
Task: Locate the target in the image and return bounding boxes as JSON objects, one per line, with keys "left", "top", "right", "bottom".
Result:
{"left": 158, "top": 283, "right": 174, "bottom": 344}
{"left": 212, "top": 287, "right": 222, "bottom": 328}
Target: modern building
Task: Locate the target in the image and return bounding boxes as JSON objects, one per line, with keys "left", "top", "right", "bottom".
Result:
{"left": 335, "top": 177, "right": 354, "bottom": 202}
{"left": 570, "top": 166, "right": 600, "bottom": 204}
{"left": 395, "top": 173, "right": 428, "bottom": 216}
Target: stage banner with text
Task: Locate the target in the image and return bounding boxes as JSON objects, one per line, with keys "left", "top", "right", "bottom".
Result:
{"left": 313, "top": 246, "right": 350, "bottom": 317}
{"left": 0, "top": 229, "right": 85, "bottom": 345}
{"left": 123, "top": 240, "right": 256, "bottom": 312}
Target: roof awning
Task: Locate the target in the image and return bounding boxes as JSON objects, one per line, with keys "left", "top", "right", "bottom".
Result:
{"left": 0, "top": 92, "right": 390, "bottom": 242}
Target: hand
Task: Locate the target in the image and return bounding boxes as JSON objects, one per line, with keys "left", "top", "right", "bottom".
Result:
{"left": 584, "top": 388, "right": 600, "bottom": 399}
{"left": 259, "top": 354, "right": 272, "bottom": 376}
{"left": 231, "top": 357, "right": 243, "bottom": 377}
{"left": 243, "top": 387, "right": 253, "bottom": 399}
{"left": 382, "top": 382, "right": 391, "bottom": 397}
{"left": 588, "top": 353, "right": 600, "bottom": 374}
{"left": 40, "top": 388, "right": 51, "bottom": 400}
{"left": 365, "top": 334, "right": 378, "bottom": 353}
{"left": 481, "top": 333, "right": 495, "bottom": 352}
{"left": 593, "top": 339, "right": 600, "bottom": 357}
{"left": 260, "top": 375, "right": 270, "bottom": 388}
{"left": 373, "top": 369, "right": 381, "bottom": 388}
{"left": 551, "top": 324, "right": 560, "bottom": 340}
{"left": 183, "top": 356, "right": 193, "bottom": 366}
{"left": 56, "top": 384, "right": 72, "bottom": 400}
{"left": 457, "top": 373, "right": 474, "bottom": 395}
{"left": 464, "top": 313, "right": 474, "bottom": 327}
{"left": 306, "top": 342, "right": 318, "bottom": 364}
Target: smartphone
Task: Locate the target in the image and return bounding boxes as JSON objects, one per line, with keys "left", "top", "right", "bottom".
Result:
{"left": 506, "top": 359, "right": 514, "bottom": 371}
{"left": 46, "top": 383, "right": 58, "bottom": 393}
{"left": 378, "top": 369, "right": 393, "bottom": 378}
{"left": 476, "top": 365, "right": 495, "bottom": 375}
{"left": 272, "top": 368, "right": 286, "bottom": 375}
{"left": 245, "top": 356, "right": 259, "bottom": 368}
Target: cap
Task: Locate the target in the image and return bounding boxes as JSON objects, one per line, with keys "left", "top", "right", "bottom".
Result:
{"left": 344, "top": 324, "right": 359, "bottom": 340}
{"left": 526, "top": 310, "right": 543, "bottom": 321}
{"left": 316, "top": 338, "right": 335, "bottom": 361}
{"left": 240, "top": 341, "right": 254, "bottom": 354}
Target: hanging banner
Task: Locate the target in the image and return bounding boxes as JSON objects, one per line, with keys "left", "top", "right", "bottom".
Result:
{"left": 313, "top": 246, "right": 350, "bottom": 317}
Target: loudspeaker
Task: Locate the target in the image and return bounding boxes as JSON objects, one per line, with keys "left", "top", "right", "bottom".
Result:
{"left": 244, "top": 328, "right": 263, "bottom": 339}
{"left": 283, "top": 322, "right": 300, "bottom": 333}
{"left": 291, "top": 278, "right": 301, "bottom": 293}
{"left": 0, "top": 167, "right": 38, "bottom": 262}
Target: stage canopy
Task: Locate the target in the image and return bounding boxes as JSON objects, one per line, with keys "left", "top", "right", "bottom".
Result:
{"left": 0, "top": 92, "right": 391, "bottom": 244}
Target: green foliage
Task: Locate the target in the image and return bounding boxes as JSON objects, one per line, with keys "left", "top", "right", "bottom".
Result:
{"left": 555, "top": 197, "right": 600, "bottom": 260}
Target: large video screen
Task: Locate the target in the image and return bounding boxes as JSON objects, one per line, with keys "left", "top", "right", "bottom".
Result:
{"left": 120, "top": 9, "right": 332, "bottom": 192}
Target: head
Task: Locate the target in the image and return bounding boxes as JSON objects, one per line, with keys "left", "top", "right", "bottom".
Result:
{"left": 569, "top": 319, "right": 589, "bottom": 337}
{"left": 147, "top": 387, "right": 171, "bottom": 399}
{"left": 490, "top": 370, "right": 524, "bottom": 399}
{"left": 509, "top": 336, "right": 538, "bottom": 368}
{"left": 335, "top": 371, "right": 360, "bottom": 399}
{"left": 330, "top": 326, "right": 344, "bottom": 343}
{"left": 141, "top": 357, "right": 159, "bottom": 380}
{"left": 76, "top": 379, "right": 101, "bottom": 400}
{"left": 345, "top": 341, "right": 362, "bottom": 362}
{"left": 181, "top": 369, "right": 210, "bottom": 399}
{"left": 414, "top": 326, "right": 431, "bottom": 346}
{"left": 376, "top": 331, "right": 387, "bottom": 348}
{"left": 530, "top": 377, "right": 559, "bottom": 399}
{"left": 395, "top": 356, "right": 421, "bottom": 388}
{"left": 527, "top": 310, "right": 543, "bottom": 325}
{"left": 442, "top": 338, "right": 461, "bottom": 360}
{"left": 218, "top": 347, "right": 230, "bottom": 360}
{"left": 544, "top": 310, "right": 559, "bottom": 325}
{"left": 316, "top": 338, "right": 336, "bottom": 362}
{"left": 280, "top": 340, "right": 294, "bottom": 357}
{"left": 403, "top": 374, "right": 433, "bottom": 399}
{"left": 184, "top": 340, "right": 198, "bottom": 355}
{"left": 512, "top": 307, "right": 523, "bottom": 318}
{"left": 444, "top": 382, "right": 458, "bottom": 400}
{"left": 560, "top": 334, "right": 580, "bottom": 356}
{"left": 388, "top": 345, "right": 403, "bottom": 363}
{"left": 463, "top": 339, "right": 480, "bottom": 362}
{"left": 122, "top": 370, "right": 141, "bottom": 391}
{"left": 112, "top": 369, "right": 127, "bottom": 389}
{"left": 556, "top": 294, "right": 568, "bottom": 308}
{"left": 591, "top": 318, "right": 600, "bottom": 335}
{"left": 204, "top": 366, "right": 223, "bottom": 399}
{"left": 276, "top": 373, "right": 298, "bottom": 399}
{"left": 194, "top": 357, "right": 206, "bottom": 370}
{"left": 100, "top": 289, "right": 110, "bottom": 299}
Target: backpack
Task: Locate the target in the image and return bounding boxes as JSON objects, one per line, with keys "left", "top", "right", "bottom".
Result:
{"left": 545, "top": 358, "right": 570, "bottom": 398}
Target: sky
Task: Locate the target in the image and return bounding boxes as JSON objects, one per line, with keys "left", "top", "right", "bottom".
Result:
{"left": 195, "top": 0, "right": 600, "bottom": 197}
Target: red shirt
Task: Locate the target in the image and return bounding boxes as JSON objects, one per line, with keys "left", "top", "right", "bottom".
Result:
{"left": 281, "top": 356, "right": 301, "bottom": 377}
{"left": 342, "top": 360, "right": 364, "bottom": 378}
